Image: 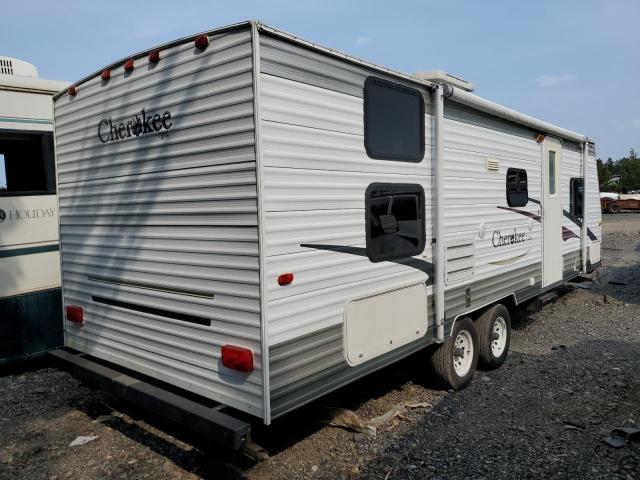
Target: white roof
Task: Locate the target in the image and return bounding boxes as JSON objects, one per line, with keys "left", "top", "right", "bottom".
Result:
{"left": 53, "top": 20, "right": 590, "bottom": 143}
{"left": 0, "top": 75, "right": 68, "bottom": 94}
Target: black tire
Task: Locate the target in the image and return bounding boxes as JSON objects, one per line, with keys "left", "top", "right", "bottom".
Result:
{"left": 429, "top": 317, "right": 478, "bottom": 390}
{"left": 607, "top": 202, "right": 620, "bottom": 214}
{"left": 476, "top": 304, "right": 511, "bottom": 370}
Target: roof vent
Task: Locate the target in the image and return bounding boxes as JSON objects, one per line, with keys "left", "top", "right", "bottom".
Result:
{"left": 0, "top": 58, "right": 13, "bottom": 75}
{"left": 0, "top": 57, "right": 39, "bottom": 78}
{"left": 414, "top": 70, "right": 474, "bottom": 92}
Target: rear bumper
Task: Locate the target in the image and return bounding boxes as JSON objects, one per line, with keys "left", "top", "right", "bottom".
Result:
{"left": 49, "top": 348, "right": 251, "bottom": 451}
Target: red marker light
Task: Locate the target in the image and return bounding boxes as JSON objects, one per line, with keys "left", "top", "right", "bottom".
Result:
{"left": 124, "top": 59, "right": 135, "bottom": 72}
{"left": 68, "top": 86, "right": 77, "bottom": 96}
{"left": 66, "top": 305, "right": 84, "bottom": 325}
{"left": 194, "top": 35, "right": 209, "bottom": 49}
{"left": 101, "top": 69, "right": 111, "bottom": 81}
{"left": 148, "top": 50, "right": 161, "bottom": 63}
{"left": 221, "top": 345, "right": 253, "bottom": 373}
{"left": 277, "top": 273, "right": 294, "bottom": 286}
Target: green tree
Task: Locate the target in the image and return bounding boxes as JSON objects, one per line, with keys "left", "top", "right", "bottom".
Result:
{"left": 617, "top": 155, "right": 640, "bottom": 193}
{"left": 597, "top": 158, "right": 610, "bottom": 188}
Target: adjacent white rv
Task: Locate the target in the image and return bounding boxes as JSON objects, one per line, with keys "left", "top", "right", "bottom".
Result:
{"left": 52, "top": 21, "right": 601, "bottom": 429}
{"left": 0, "top": 57, "right": 67, "bottom": 362}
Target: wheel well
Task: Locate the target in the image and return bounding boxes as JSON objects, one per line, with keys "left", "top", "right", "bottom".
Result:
{"left": 449, "top": 294, "right": 518, "bottom": 336}
{"left": 474, "top": 295, "right": 518, "bottom": 320}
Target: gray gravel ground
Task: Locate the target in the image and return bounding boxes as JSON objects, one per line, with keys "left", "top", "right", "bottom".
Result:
{"left": 1, "top": 213, "right": 638, "bottom": 480}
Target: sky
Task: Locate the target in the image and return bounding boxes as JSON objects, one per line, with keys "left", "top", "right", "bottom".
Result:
{"left": 1, "top": 0, "right": 638, "bottom": 161}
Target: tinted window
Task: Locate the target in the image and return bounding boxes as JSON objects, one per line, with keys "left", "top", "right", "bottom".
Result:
{"left": 0, "top": 154, "right": 6, "bottom": 190}
{"left": 0, "top": 132, "right": 56, "bottom": 196}
{"left": 548, "top": 151, "right": 557, "bottom": 195}
{"left": 366, "top": 183, "right": 425, "bottom": 262}
{"left": 570, "top": 178, "right": 584, "bottom": 218}
{"left": 506, "top": 168, "right": 528, "bottom": 207}
{"left": 364, "top": 77, "right": 424, "bottom": 162}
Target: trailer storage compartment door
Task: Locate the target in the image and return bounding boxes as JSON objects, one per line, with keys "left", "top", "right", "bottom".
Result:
{"left": 344, "top": 283, "right": 428, "bottom": 366}
{"left": 53, "top": 27, "right": 264, "bottom": 417}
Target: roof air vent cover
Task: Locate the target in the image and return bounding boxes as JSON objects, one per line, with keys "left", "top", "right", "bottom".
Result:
{"left": 414, "top": 70, "right": 474, "bottom": 92}
{"left": 0, "top": 57, "right": 39, "bottom": 77}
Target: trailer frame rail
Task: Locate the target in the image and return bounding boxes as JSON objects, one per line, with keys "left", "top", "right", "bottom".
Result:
{"left": 49, "top": 348, "right": 251, "bottom": 451}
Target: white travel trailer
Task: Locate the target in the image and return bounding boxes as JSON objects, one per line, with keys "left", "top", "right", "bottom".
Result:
{"left": 0, "top": 57, "right": 67, "bottom": 362}
{"left": 51, "top": 21, "right": 601, "bottom": 448}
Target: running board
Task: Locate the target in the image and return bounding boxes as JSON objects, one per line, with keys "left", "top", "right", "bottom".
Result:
{"left": 49, "top": 349, "right": 251, "bottom": 451}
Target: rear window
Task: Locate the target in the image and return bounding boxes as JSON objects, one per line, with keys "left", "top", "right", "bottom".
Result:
{"left": 0, "top": 131, "right": 56, "bottom": 196}
{"left": 364, "top": 77, "right": 424, "bottom": 162}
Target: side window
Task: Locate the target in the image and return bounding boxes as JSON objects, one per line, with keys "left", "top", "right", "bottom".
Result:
{"left": 570, "top": 178, "right": 584, "bottom": 218}
{"left": 0, "top": 154, "right": 6, "bottom": 191}
{"left": 0, "top": 132, "right": 56, "bottom": 196}
{"left": 548, "top": 151, "right": 557, "bottom": 195}
{"left": 364, "top": 77, "right": 424, "bottom": 162}
{"left": 366, "top": 183, "right": 425, "bottom": 262}
{"left": 506, "top": 168, "right": 528, "bottom": 207}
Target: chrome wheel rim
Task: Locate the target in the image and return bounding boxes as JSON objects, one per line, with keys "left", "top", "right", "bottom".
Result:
{"left": 491, "top": 317, "right": 507, "bottom": 358}
{"left": 453, "top": 330, "right": 473, "bottom": 377}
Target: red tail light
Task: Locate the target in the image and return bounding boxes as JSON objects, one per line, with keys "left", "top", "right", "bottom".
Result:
{"left": 221, "top": 345, "right": 253, "bottom": 373}
{"left": 124, "top": 59, "right": 135, "bottom": 72}
{"left": 277, "top": 273, "right": 294, "bottom": 286}
{"left": 68, "top": 86, "right": 77, "bottom": 96}
{"left": 101, "top": 69, "right": 111, "bottom": 81}
{"left": 194, "top": 35, "right": 209, "bottom": 49}
{"left": 148, "top": 50, "right": 161, "bottom": 63}
{"left": 66, "top": 305, "right": 84, "bottom": 325}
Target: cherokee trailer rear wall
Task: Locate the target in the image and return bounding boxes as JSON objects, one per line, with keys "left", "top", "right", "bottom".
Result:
{"left": 52, "top": 21, "right": 601, "bottom": 426}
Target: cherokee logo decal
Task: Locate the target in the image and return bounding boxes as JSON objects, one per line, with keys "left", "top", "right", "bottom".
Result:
{"left": 497, "top": 198, "right": 597, "bottom": 242}
{"left": 98, "top": 108, "right": 172, "bottom": 143}
{"left": 491, "top": 228, "right": 530, "bottom": 247}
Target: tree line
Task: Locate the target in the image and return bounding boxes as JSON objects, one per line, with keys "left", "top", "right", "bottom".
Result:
{"left": 597, "top": 149, "right": 640, "bottom": 193}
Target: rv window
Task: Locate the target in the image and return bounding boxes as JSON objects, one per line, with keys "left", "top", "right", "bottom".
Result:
{"left": 548, "top": 151, "right": 557, "bottom": 195}
{"left": 0, "top": 154, "right": 6, "bottom": 190}
{"left": 570, "top": 178, "right": 584, "bottom": 218}
{"left": 366, "top": 183, "right": 425, "bottom": 262}
{"left": 506, "top": 168, "right": 528, "bottom": 207}
{"left": 0, "top": 132, "right": 56, "bottom": 196}
{"left": 364, "top": 77, "right": 424, "bottom": 162}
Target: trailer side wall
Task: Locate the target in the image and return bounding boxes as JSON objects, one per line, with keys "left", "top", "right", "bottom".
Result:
{"left": 257, "top": 33, "right": 436, "bottom": 418}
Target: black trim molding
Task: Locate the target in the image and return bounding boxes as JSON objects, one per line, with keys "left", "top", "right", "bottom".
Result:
{"left": 0, "top": 244, "right": 59, "bottom": 258}
{"left": 91, "top": 296, "right": 211, "bottom": 327}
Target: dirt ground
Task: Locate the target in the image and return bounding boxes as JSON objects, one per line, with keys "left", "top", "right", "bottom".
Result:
{"left": 1, "top": 213, "right": 639, "bottom": 480}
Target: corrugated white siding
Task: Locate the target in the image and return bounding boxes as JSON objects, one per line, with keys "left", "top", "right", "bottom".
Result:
{"left": 54, "top": 27, "right": 264, "bottom": 417}
{"left": 442, "top": 113, "right": 542, "bottom": 308}
{"left": 261, "top": 74, "right": 434, "bottom": 345}
{"left": 259, "top": 33, "right": 434, "bottom": 417}
{"left": 585, "top": 151, "right": 602, "bottom": 256}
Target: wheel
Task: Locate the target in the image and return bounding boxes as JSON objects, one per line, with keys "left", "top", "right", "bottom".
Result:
{"left": 430, "top": 317, "right": 478, "bottom": 389}
{"left": 607, "top": 202, "right": 620, "bottom": 214}
{"left": 476, "top": 304, "right": 511, "bottom": 369}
